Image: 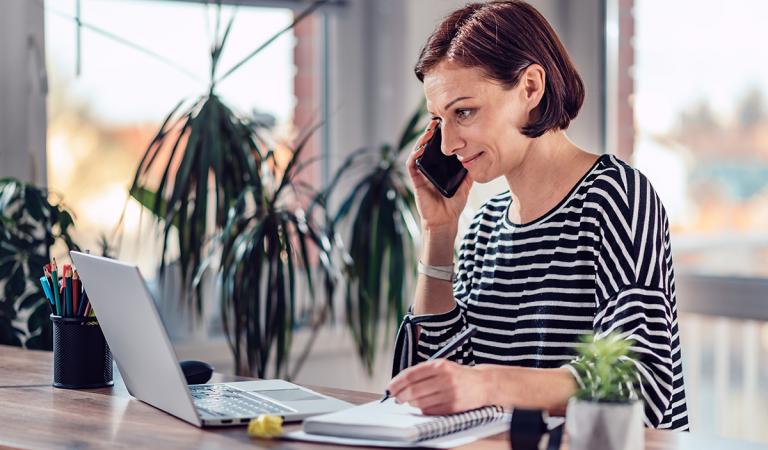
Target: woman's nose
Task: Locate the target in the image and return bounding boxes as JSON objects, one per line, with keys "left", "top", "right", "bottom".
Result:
{"left": 440, "top": 124, "right": 464, "bottom": 156}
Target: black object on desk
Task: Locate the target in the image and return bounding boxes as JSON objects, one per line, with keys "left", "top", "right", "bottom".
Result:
{"left": 51, "top": 314, "right": 113, "bottom": 389}
{"left": 179, "top": 360, "right": 214, "bottom": 385}
{"left": 509, "top": 408, "right": 563, "bottom": 450}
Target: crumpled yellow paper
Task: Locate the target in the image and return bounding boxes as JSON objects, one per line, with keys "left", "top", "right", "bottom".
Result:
{"left": 247, "top": 414, "right": 284, "bottom": 439}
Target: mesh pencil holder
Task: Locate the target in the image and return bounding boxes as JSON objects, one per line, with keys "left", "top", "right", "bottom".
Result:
{"left": 51, "top": 315, "right": 114, "bottom": 389}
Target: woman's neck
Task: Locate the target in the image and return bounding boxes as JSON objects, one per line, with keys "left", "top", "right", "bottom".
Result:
{"left": 504, "top": 131, "right": 598, "bottom": 225}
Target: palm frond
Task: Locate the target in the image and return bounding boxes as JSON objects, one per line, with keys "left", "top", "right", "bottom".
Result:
{"left": 217, "top": 134, "right": 339, "bottom": 377}
{"left": 331, "top": 103, "right": 427, "bottom": 372}
{"left": 129, "top": 94, "right": 262, "bottom": 313}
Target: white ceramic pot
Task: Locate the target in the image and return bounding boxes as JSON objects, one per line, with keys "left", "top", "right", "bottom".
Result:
{"left": 566, "top": 397, "right": 644, "bottom": 450}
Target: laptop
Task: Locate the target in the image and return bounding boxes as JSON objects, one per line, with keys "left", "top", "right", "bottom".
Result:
{"left": 70, "top": 251, "right": 352, "bottom": 427}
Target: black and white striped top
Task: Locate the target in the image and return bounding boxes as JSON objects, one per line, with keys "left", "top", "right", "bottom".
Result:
{"left": 393, "top": 154, "right": 688, "bottom": 430}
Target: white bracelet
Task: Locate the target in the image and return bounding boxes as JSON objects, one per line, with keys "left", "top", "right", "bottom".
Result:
{"left": 418, "top": 260, "right": 454, "bottom": 281}
{"left": 419, "top": 260, "right": 453, "bottom": 273}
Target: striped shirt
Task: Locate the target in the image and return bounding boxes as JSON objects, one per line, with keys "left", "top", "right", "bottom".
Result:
{"left": 392, "top": 154, "right": 688, "bottom": 430}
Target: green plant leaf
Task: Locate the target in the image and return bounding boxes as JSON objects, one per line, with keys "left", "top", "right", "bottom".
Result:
{"left": 0, "top": 178, "right": 79, "bottom": 350}
{"left": 328, "top": 103, "right": 425, "bottom": 372}
{"left": 396, "top": 99, "right": 428, "bottom": 153}
{"left": 573, "top": 331, "right": 639, "bottom": 402}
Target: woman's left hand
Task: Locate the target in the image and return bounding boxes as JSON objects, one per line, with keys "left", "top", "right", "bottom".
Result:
{"left": 386, "top": 359, "right": 491, "bottom": 415}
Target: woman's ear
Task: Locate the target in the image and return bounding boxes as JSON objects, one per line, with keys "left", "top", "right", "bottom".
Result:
{"left": 520, "top": 64, "right": 546, "bottom": 111}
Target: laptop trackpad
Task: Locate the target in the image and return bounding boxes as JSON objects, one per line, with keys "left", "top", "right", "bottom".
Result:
{"left": 256, "top": 388, "right": 324, "bottom": 402}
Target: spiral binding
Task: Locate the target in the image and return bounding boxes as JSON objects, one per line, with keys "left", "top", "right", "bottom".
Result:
{"left": 413, "top": 405, "right": 504, "bottom": 441}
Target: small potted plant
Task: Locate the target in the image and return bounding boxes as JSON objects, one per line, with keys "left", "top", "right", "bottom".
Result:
{"left": 566, "top": 332, "right": 644, "bottom": 450}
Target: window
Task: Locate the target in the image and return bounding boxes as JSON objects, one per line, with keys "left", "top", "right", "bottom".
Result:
{"left": 633, "top": 0, "right": 768, "bottom": 277}
{"left": 45, "top": 0, "right": 297, "bottom": 274}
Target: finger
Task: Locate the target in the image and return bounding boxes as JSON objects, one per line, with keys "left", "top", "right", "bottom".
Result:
{"left": 407, "top": 120, "right": 440, "bottom": 175}
{"left": 457, "top": 172, "right": 474, "bottom": 197}
{"left": 388, "top": 362, "right": 442, "bottom": 396}
{"left": 419, "top": 402, "right": 458, "bottom": 416}
{"left": 407, "top": 390, "right": 453, "bottom": 412}
{"left": 406, "top": 148, "right": 433, "bottom": 191}
{"left": 413, "top": 120, "right": 439, "bottom": 153}
{"left": 406, "top": 151, "right": 427, "bottom": 183}
{"left": 393, "top": 377, "right": 445, "bottom": 405}
{"left": 411, "top": 137, "right": 429, "bottom": 158}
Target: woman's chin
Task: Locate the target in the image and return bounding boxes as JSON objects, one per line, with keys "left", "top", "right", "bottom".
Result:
{"left": 466, "top": 168, "right": 493, "bottom": 184}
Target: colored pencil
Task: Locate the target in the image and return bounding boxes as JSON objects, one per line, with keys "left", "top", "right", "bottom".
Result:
{"left": 64, "top": 265, "right": 73, "bottom": 317}
{"left": 51, "top": 258, "right": 62, "bottom": 317}
{"left": 72, "top": 270, "right": 80, "bottom": 317}
{"left": 39, "top": 276, "right": 55, "bottom": 314}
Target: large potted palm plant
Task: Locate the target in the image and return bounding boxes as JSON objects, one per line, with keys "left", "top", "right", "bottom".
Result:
{"left": 216, "top": 125, "right": 340, "bottom": 378}
{"left": 128, "top": 1, "right": 325, "bottom": 312}
{"left": 127, "top": 0, "right": 427, "bottom": 378}
{"left": 126, "top": 2, "right": 336, "bottom": 377}
{"left": 323, "top": 103, "right": 426, "bottom": 373}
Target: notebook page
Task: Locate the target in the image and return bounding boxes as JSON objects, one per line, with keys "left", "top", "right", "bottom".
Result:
{"left": 302, "top": 398, "right": 437, "bottom": 440}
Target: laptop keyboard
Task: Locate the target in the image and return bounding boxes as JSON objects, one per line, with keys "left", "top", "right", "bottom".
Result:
{"left": 189, "top": 384, "right": 293, "bottom": 418}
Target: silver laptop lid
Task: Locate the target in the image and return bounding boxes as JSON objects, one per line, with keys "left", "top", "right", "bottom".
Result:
{"left": 70, "top": 251, "right": 201, "bottom": 426}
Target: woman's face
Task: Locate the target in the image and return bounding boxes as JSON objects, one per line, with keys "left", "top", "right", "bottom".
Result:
{"left": 423, "top": 60, "right": 539, "bottom": 183}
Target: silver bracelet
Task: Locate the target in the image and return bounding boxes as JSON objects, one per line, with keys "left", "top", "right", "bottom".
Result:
{"left": 417, "top": 260, "right": 454, "bottom": 281}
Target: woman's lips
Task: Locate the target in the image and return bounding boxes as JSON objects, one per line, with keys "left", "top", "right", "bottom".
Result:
{"left": 460, "top": 152, "right": 483, "bottom": 168}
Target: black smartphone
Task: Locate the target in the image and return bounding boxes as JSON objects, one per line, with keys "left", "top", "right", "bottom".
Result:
{"left": 415, "top": 127, "right": 468, "bottom": 198}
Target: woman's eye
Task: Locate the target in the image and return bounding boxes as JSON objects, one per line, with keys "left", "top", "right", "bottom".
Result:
{"left": 456, "top": 109, "right": 474, "bottom": 121}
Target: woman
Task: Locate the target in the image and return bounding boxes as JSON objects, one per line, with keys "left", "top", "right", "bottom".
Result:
{"left": 387, "top": 0, "right": 688, "bottom": 431}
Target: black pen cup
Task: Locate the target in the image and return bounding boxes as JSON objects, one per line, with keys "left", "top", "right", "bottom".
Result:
{"left": 51, "top": 315, "right": 114, "bottom": 389}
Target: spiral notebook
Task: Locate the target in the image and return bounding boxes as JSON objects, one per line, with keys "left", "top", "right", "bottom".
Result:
{"left": 283, "top": 398, "right": 508, "bottom": 447}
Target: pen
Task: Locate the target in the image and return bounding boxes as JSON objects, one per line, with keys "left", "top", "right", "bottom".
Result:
{"left": 381, "top": 325, "right": 478, "bottom": 403}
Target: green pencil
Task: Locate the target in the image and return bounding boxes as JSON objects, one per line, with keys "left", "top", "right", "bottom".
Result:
{"left": 64, "top": 267, "right": 73, "bottom": 317}
{"left": 51, "top": 258, "right": 62, "bottom": 317}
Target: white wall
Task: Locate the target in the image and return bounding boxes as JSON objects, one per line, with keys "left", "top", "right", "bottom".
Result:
{"left": 0, "top": 0, "right": 47, "bottom": 185}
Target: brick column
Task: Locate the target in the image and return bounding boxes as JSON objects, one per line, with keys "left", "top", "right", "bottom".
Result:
{"left": 292, "top": 12, "right": 322, "bottom": 196}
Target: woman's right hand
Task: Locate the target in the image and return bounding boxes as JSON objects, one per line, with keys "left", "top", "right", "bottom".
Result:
{"left": 406, "top": 120, "right": 473, "bottom": 233}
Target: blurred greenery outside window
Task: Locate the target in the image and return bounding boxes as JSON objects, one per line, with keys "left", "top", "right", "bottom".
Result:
{"left": 633, "top": 0, "right": 768, "bottom": 278}
{"left": 45, "top": 0, "right": 297, "bottom": 276}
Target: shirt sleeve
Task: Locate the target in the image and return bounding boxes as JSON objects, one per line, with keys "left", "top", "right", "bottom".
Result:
{"left": 391, "top": 211, "right": 484, "bottom": 377}
{"left": 562, "top": 170, "right": 677, "bottom": 428}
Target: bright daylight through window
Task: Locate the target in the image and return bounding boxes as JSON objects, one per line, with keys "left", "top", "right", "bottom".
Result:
{"left": 45, "top": 0, "right": 295, "bottom": 274}
{"left": 633, "top": 0, "right": 768, "bottom": 277}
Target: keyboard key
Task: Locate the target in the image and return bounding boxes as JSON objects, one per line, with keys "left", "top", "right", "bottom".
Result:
{"left": 190, "top": 385, "right": 292, "bottom": 418}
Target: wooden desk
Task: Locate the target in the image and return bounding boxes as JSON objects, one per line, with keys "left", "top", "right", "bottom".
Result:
{"left": 0, "top": 345, "right": 753, "bottom": 449}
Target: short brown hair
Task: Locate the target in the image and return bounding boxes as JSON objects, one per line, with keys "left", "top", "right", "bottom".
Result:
{"left": 415, "top": 1, "right": 584, "bottom": 138}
